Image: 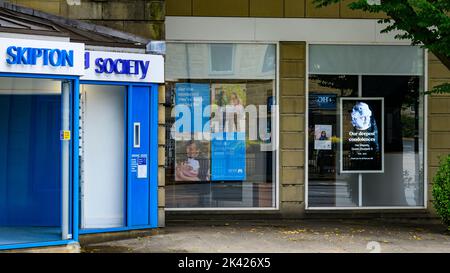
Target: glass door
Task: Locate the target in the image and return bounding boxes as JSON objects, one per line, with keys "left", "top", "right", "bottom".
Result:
{"left": 0, "top": 77, "right": 72, "bottom": 247}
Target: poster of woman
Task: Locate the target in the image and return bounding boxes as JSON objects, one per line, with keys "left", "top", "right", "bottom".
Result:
{"left": 211, "top": 84, "right": 246, "bottom": 133}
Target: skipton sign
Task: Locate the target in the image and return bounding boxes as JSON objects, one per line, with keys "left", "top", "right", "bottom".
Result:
{"left": 7, "top": 47, "right": 74, "bottom": 67}
{"left": 1, "top": 37, "right": 85, "bottom": 76}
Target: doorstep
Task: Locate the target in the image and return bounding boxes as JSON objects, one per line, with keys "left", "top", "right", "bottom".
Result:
{"left": 79, "top": 228, "right": 162, "bottom": 246}
{"left": 1, "top": 242, "right": 80, "bottom": 253}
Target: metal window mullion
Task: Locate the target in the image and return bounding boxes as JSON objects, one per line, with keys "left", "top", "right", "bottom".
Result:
{"left": 358, "top": 75, "right": 363, "bottom": 207}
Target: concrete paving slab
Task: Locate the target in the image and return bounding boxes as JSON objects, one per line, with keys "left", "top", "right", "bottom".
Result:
{"left": 81, "top": 220, "right": 450, "bottom": 253}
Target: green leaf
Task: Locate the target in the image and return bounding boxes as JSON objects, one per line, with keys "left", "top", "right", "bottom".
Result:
{"left": 424, "top": 83, "right": 450, "bottom": 95}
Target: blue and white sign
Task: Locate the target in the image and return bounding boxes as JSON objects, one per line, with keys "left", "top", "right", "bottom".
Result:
{"left": 309, "top": 93, "right": 337, "bottom": 110}
{"left": 175, "top": 83, "right": 211, "bottom": 134}
{"left": 0, "top": 37, "right": 85, "bottom": 76}
{"left": 82, "top": 50, "right": 164, "bottom": 83}
{"left": 211, "top": 132, "right": 246, "bottom": 181}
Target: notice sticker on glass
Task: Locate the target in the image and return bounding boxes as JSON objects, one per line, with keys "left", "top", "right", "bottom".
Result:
{"left": 60, "top": 130, "right": 71, "bottom": 141}
{"left": 137, "top": 155, "right": 148, "bottom": 179}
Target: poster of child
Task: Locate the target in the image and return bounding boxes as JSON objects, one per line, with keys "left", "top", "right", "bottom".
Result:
{"left": 314, "top": 125, "right": 332, "bottom": 150}
{"left": 175, "top": 140, "right": 210, "bottom": 182}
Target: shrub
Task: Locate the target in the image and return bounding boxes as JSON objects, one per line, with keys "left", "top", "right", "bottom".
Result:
{"left": 432, "top": 154, "right": 450, "bottom": 230}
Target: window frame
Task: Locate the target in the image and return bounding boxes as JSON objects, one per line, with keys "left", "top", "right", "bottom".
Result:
{"left": 305, "top": 42, "right": 428, "bottom": 210}
{"left": 165, "top": 40, "right": 280, "bottom": 212}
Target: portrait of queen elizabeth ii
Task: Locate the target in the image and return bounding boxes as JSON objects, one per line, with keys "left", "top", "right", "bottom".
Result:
{"left": 349, "top": 101, "right": 380, "bottom": 152}
{"left": 351, "top": 102, "right": 372, "bottom": 131}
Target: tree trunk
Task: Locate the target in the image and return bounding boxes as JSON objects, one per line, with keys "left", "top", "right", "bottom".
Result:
{"left": 432, "top": 51, "right": 450, "bottom": 71}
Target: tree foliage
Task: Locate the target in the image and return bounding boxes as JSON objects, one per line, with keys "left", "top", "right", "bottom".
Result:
{"left": 313, "top": 0, "right": 450, "bottom": 94}
{"left": 433, "top": 154, "right": 450, "bottom": 230}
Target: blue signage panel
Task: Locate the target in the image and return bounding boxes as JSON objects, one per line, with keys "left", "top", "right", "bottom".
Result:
{"left": 211, "top": 132, "right": 246, "bottom": 181}
{"left": 175, "top": 83, "right": 210, "bottom": 133}
{"left": 309, "top": 93, "right": 337, "bottom": 110}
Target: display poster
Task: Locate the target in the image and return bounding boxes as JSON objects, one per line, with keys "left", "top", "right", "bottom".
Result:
{"left": 174, "top": 83, "right": 211, "bottom": 182}
{"left": 340, "top": 98, "right": 384, "bottom": 173}
{"left": 314, "top": 125, "right": 332, "bottom": 150}
{"left": 175, "top": 83, "right": 210, "bottom": 135}
{"left": 211, "top": 132, "right": 246, "bottom": 181}
{"left": 175, "top": 140, "right": 210, "bottom": 182}
{"left": 211, "top": 84, "right": 247, "bottom": 181}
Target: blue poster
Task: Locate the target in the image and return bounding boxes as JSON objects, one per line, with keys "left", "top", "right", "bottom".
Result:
{"left": 175, "top": 83, "right": 210, "bottom": 133}
{"left": 211, "top": 132, "right": 246, "bottom": 181}
{"left": 210, "top": 84, "right": 248, "bottom": 181}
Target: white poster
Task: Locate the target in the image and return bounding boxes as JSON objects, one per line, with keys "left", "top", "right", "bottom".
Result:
{"left": 314, "top": 125, "right": 332, "bottom": 150}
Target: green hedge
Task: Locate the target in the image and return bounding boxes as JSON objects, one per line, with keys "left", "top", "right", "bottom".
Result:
{"left": 432, "top": 154, "right": 450, "bottom": 230}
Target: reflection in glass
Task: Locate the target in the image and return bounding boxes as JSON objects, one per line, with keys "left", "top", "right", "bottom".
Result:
{"left": 362, "top": 76, "right": 424, "bottom": 207}
{"left": 165, "top": 42, "right": 277, "bottom": 209}
{"left": 307, "top": 75, "right": 425, "bottom": 208}
{"left": 0, "top": 77, "right": 69, "bottom": 246}
{"left": 166, "top": 81, "right": 276, "bottom": 208}
{"left": 308, "top": 75, "right": 359, "bottom": 207}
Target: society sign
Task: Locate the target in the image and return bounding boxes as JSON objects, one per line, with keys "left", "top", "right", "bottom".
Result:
{"left": 82, "top": 50, "right": 164, "bottom": 83}
{"left": 340, "top": 98, "right": 384, "bottom": 173}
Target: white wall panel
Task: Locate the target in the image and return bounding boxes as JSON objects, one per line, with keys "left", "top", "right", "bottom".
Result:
{"left": 81, "top": 85, "right": 125, "bottom": 229}
{"left": 166, "top": 16, "right": 410, "bottom": 44}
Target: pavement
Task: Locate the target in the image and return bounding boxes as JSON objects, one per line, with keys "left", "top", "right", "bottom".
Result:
{"left": 82, "top": 219, "right": 450, "bottom": 253}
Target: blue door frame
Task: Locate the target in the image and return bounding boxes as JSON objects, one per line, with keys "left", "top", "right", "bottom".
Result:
{"left": 0, "top": 76, "right": 159, "bottom": 250}
{"left": 78, "top": 81, "right": 159, "bottom": 235}
{"left": 0, "top": 72, "right": 79, "bottom": 251}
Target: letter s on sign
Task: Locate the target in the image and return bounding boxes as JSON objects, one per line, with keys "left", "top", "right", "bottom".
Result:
{"left": 6, "top": 46, "right": 18, "bottom": 65}
{"left": 95, "top": 58, "right": 105, "bottom": 73}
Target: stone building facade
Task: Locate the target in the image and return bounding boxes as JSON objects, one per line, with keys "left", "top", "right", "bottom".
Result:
{"left": 14, "top": 0, "right": 450, "bottom": 219}
{"left": 9, "top": 0, "right": 165, "bottom": 40}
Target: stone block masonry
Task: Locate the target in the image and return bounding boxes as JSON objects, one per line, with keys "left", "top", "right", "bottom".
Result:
{"left": 10, "top": 0, "right": 165, "bottom": 40}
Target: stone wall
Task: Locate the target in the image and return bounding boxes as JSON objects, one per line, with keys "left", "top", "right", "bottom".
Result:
{"left": 10, "top": 0, "right": 165, "bottom": 40}
{"left": 427, "top": 53, "right": 450, "bottom": 213}
{"left": 158, "top": 85, "right": 166, "bottom": 226}
{"left": 166, "top": 0, "right": 384, "bottom": 19}
{"left": 279, "top": 42, "right": 306, "bottom": 216}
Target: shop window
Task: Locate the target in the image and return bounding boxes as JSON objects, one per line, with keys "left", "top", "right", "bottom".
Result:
{"left": 165, "top": 43, "right": 277, "bottom": 209}
{"left": 307, "top": 45, "right": 425, "bottom": 208}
